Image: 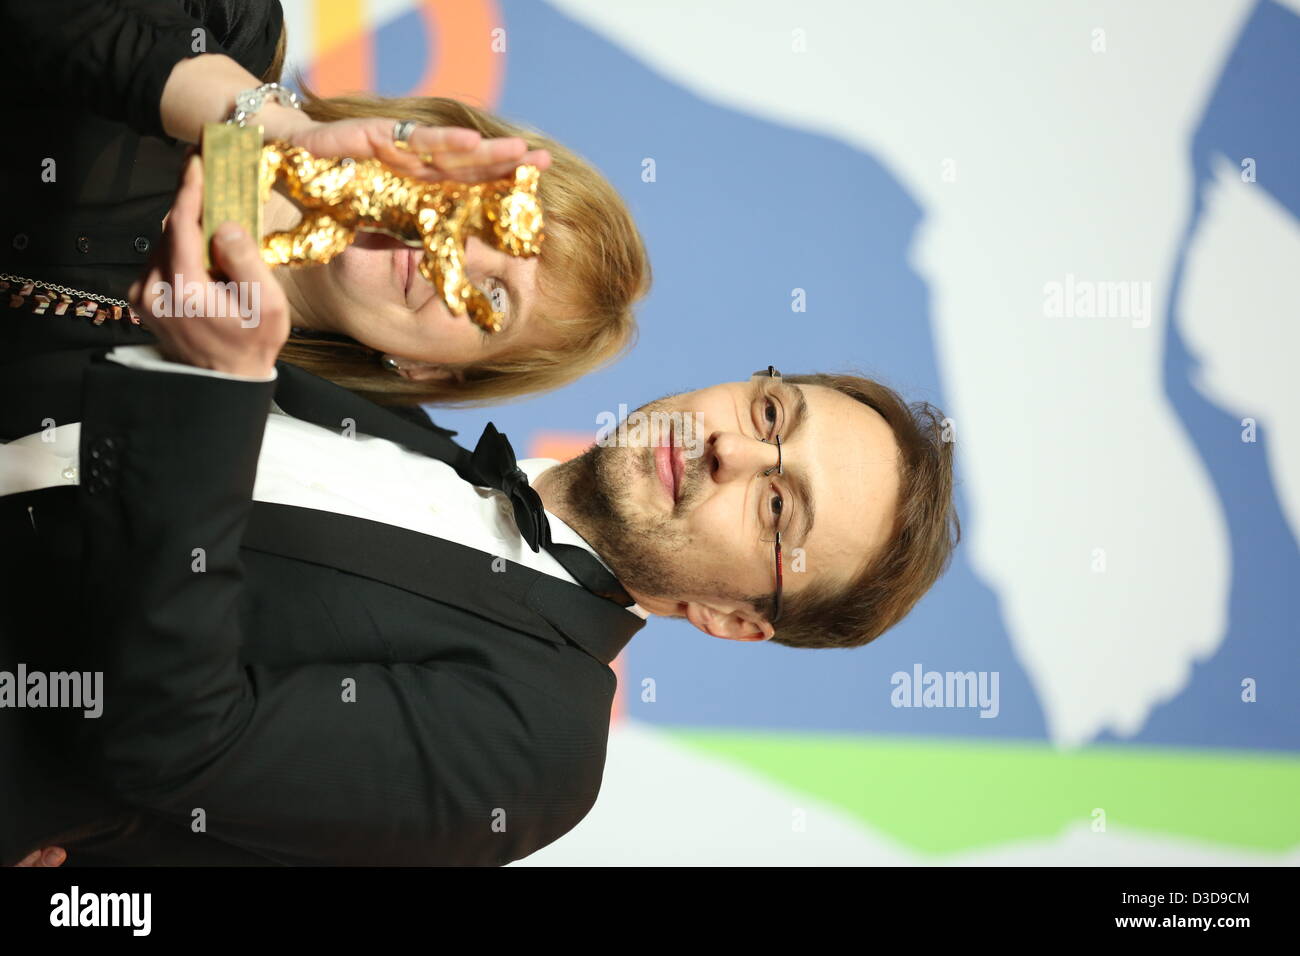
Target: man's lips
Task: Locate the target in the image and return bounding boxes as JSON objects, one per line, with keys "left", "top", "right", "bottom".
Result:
{"left": 672, "top": 436, "right": 684, "bottom": 498}
{"left": 653, "top": 422, "right": 686, "bottom": 504}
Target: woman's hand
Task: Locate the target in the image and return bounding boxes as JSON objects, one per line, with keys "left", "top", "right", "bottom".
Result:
{"left": 129, "top": 155, "right": 290, "bottom": 379}
{"left": 163, "top": 56, "right": 551, "bottom": 184}
{"left": 285, "top": 117, "right": 553, "bottom": 184}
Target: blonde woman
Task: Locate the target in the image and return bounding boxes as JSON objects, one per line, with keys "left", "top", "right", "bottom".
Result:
{"left": 274, "top": 89, "right": 650, "bottom": 407}
{"left": 1, "top": 1, "right": 649, "bottom": 410}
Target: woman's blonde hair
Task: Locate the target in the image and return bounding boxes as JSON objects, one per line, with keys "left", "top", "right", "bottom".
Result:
{"left": 270, "top": 75, "right": 650, "bottom": 406}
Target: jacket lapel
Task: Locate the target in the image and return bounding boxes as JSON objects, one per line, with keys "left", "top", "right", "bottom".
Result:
{"left": 243, "top": 502, "right": 644, "bottom": 665}
{"left": 523, "top": 571, "right": 646, "bottom": 666}
{"left": 272, "top": 361, "right": 465, "bottom": 463}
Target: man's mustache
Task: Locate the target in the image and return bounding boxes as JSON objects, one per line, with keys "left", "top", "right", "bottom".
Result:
{"left": 593, "top": 405, "right": 706, "bottom": 459}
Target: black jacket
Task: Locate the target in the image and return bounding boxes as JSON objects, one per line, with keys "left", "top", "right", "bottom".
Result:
{"left": 0, "top": 344, "right": 644, "bottom": 866}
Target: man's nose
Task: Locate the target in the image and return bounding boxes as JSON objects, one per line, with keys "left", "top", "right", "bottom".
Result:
{"left": 708, "top": 431, "right": 780, "bottom": 483}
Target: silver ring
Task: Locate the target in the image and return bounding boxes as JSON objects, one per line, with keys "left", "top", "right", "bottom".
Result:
{"left": 382, "top": 356, "right": 402, "bottom": 371}
{"left": 392, "top": 120, "right": 418, "bottom": 150}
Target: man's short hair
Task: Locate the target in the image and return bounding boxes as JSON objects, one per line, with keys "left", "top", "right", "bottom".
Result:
{"left": 756, "top": 371, "right": 960, "bottom": 649}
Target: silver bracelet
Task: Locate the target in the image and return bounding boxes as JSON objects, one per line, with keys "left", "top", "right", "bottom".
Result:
{"left": 226, "top": 82, "right": 302, "bottom": 128}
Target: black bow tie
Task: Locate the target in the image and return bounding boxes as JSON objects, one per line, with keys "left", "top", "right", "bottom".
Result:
{"left": 466, "top": 423, "right": 550, "bottom": 552}
{"left": 466, "top": 424, "right": 634, "bottom": 608}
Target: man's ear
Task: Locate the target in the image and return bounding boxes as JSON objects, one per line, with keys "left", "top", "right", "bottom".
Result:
{"left": 682, "top": 601, "right": 774, "bottom": 642}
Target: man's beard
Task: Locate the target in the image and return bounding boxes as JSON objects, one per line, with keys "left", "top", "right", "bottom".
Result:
{"left": 545, "top": 401, "right": 734, "bottom": 605}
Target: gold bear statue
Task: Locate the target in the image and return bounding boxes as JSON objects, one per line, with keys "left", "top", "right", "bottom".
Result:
{"left": 257, "top": 141, "right": 543, "bottom": 333}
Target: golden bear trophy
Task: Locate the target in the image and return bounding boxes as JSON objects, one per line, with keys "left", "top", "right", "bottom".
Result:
{"left": 201, "top": 123, "right": 544, "bottom": 333}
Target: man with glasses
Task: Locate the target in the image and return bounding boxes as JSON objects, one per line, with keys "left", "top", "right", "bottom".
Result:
{"left": 534, "top": 364, "right": 941, "bottom": 648}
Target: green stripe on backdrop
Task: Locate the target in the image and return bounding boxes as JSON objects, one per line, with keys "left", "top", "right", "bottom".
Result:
{"left": 670, "top": 731, "right": 1300, "bottom": 854}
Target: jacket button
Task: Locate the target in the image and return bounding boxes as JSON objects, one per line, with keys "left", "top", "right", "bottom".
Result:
{"left": 11, "top": 232, "right": 28, "bottom": 251}
{"left": 133, "top": 236, "right": 150, "bottom": 253}
{"left": 76, "top": 236, "right": 90, "bottom": 253}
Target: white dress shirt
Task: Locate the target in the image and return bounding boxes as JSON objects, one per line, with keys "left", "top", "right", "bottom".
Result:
{"left": 0, "top": 345, "right": 647, "bottom": 619}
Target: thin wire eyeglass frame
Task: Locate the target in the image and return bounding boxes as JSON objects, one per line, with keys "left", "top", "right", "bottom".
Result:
{"left": 754, "top": 364, "right": 786, "bottom": 624}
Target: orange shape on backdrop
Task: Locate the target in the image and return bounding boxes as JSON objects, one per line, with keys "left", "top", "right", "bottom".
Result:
{"left": 528, "top": 433, "right": 628, "bottom": 727}
{"left": 308, "top": 0, "right": 369, "bottom": 95}
{"left": 308, "top": 0, "right": 503, "bottom": 109}
{"left": 527, "top": 432, "right": 593, "bottom": 465}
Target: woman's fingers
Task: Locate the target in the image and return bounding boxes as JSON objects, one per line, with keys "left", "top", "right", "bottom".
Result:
{"left": 399, "top": 128, "right": 551, "bottom": 181}
{"left": 403, "top": 125, "right": 481, "bottom": 154}
{"left": 423, "top": 135, "right": 528, "bottom": 169}
{"left": 289, "top": 118, "right": 548, "bottom": 186}
{"left": 433, "top": 149, "right": 554, "bottom": 185}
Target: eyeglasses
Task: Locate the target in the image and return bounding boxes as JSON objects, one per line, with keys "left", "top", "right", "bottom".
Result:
{"left": 751, "top": 365, "right": 791, "bottom": 624}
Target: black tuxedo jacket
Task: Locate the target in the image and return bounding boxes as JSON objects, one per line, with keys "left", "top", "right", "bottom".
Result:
{"left": 0, "top": 343, "right": 644, "bottom": 866}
